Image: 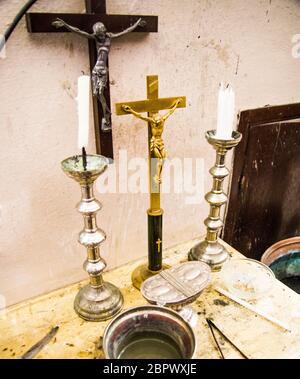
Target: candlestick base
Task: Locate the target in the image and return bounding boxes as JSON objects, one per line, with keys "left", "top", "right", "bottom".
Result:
{"left": 131, "top": 263, "right": 170, "bottom": 290}
{"left": 188, "top": 240, "right": 229, "bottom": 271}
{"left": 74, "top": 282, "right": 123, "bottom": 322}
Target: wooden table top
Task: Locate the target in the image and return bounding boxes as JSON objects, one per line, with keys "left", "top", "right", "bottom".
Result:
{"left": 0, "top": 237, "right": 299, "bottom": 359}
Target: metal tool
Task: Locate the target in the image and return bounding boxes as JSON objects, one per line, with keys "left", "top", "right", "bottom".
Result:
{"left": 206, "top": 318, "right": 249, "bottom": 359}
{"left": 21, "top": 326, "right": 59, "bottom": 359}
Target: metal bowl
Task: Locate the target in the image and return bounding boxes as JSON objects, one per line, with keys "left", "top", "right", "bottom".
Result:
{"left": 262, "top": 237, "right": 300, "bottom": 293}
{"left": 102, "top": 305, "right": 196, "bottom": 359}
{"left": 261, "top": 237, "right": 300, "bottom": 266}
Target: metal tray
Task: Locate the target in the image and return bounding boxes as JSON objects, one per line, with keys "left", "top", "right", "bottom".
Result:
{"left": 141, "top": 261, "right": 211, "bottom": 309}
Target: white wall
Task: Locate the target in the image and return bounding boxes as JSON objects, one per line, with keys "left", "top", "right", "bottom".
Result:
{"left": 1, "top": 0, "right": 300, "bottom": 306}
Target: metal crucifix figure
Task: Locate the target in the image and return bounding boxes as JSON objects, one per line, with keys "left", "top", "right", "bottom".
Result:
{"left": 52, "top": 17, "right": 146, "bottom": 132}
{"left": 122, "top": 99, "right": 181, "bottom": 184}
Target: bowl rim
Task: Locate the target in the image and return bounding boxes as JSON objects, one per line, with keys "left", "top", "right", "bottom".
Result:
{"left": 261, "top": 237, "right": 300, "bottom": 265}
{"left": 61, "top": 153, "right": 109, "bottom": 173}
{"left": 221, "top": 257, "right": 275, "bottom": 299}
{"left": 102, "top": 304, "right": 196, "bottom": 359}
{"left": 224, "top": 257, "right": 275, "bottom": 279}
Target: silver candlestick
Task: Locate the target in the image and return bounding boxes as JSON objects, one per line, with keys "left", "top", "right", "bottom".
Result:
{"left": 189, "top": 130, "right": 242, "bottom": 270}
{"left": 61, "top": 154, "right": 123, "bottom": 321}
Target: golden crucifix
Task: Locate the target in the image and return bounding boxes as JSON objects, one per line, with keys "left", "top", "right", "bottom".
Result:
{"left": 116, "top": 75, "right": 186, "bottom": 289}
{"left": 122, "top": 98, "right": 181, "bottom": 184}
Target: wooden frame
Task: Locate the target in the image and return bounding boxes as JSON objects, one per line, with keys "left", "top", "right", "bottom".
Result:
{"left": 223, "top": 102, "right": 300, "bottom": 255}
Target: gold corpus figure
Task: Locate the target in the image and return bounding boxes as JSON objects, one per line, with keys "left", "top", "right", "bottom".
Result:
{"left": 122, "top": 99, "right": 181, "bottom": 184}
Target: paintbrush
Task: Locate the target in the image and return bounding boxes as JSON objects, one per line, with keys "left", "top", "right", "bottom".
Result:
{"left": 21, "top": 326, "right": 59, "bottom": 359}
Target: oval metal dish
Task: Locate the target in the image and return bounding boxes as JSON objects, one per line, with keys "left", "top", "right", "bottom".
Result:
{"left": 141, "top": 261, "right": 211, "bottom": 309}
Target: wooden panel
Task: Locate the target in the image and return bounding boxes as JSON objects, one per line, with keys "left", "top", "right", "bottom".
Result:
{"left": 85, "top": 0, "right": 106, "bottom": 14}
{"left": 223, "top": 103, "right": 300, "bottom": 260}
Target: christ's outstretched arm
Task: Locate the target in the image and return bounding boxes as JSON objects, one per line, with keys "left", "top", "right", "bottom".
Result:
{"left": 122, "top": 105, "right": 152, "bottom": 123}
{"left": 162, "top": 99, "right": 181, "bottom": 122}
{"left": 108, "top": 18, "right": 146, "bottom": 38}
{"left": 52, "top": 18, "right": 95, "bottom": 40}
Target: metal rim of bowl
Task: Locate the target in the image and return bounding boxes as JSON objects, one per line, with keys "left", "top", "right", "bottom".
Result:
{"left": 61, "top": 154, "right": 109, "bottom": 173}
{"left": 102, "top": 304, "right": 196, "bottom": 359}
{"left": 225, "top": 257, "right": 275, "bottom": 279}
{"left": 261, "top": 237, "right": 300, "bottom": 266}
{"left": 221, "top": 257, "right": 276, "bottom": 299}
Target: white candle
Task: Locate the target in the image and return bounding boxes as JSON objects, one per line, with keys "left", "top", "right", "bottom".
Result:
{"left": 77, "top": 75, "right": 90, "bottom": 150}
{"left": 216, "top": 82, "right": 235, "bottom": 140}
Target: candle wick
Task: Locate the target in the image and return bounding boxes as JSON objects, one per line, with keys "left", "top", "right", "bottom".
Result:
{"left": 82, "top": 147, "right": 87, "bottom": 171}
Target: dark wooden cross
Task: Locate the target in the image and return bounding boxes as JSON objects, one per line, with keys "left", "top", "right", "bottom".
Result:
{"left": 26, "top": 0, "right": 158, "bottom": 159}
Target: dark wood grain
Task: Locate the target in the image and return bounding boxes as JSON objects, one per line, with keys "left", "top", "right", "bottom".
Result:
{"left": 223, "top": 103, "right": 300, "bottom": 260}
{"left": 85, "top": 0, "right": 106, "bottom": 14}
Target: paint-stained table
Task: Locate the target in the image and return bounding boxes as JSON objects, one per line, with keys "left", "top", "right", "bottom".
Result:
{"left": 0, "top": 238, "right": 300, "bottom": 359}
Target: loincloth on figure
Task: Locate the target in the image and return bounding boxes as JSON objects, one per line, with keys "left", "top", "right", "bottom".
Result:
{"left": 92, "top": 68, "right": 107, "bottom": 93}
{"left": 150, "top": 137, "right": 166, "bottom": 159}
{"left": 92, "top": 52, "right": 108, "bottom": 96}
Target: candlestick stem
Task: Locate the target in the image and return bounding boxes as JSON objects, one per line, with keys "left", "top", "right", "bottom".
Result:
{"left": 188, "top": 130, "right": 242, "bottom": 270}
{"left": 62, "top": 154, "right": 123, "bottom": 321}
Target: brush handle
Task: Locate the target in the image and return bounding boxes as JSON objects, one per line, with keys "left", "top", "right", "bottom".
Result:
{"left": 215, "top": 286, "right": 291, "bottom": 332}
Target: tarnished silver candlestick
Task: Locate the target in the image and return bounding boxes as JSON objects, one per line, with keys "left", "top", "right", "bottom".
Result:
{"left": 189, "top": 130, "right": 242, "bottom": 270}
{"left": 61, "top": 154, "right": 123, "bottom": 321}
